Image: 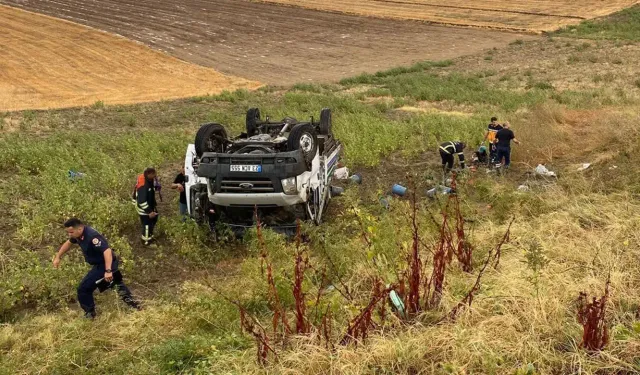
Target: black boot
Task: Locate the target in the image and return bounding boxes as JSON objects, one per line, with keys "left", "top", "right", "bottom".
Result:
{"left": 124, "top": 297, "right": 142, "bottom": 311}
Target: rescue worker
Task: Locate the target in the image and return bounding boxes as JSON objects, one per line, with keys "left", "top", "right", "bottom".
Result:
{"left": 495, "top": 122, "right": 521, "bottom": 169}
{"left": 439, "top": 141, "right": 466, "bottom": 174}
{"left": 483, "top": 116, "right": 503, "bottom": 164}
{"left": 53, "top": 218, "right": 140, "bottom": 318}
{"left": 136, "top": 167, "right": 159, "bottom": 245}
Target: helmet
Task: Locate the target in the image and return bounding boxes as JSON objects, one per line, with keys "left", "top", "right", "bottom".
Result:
{"left": 478, "top": 145, "right": 487, "bottom": 153}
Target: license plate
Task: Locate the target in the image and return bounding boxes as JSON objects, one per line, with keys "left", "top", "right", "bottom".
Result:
{"left": 230, "top": 165, "right": 262, "bottom": 172}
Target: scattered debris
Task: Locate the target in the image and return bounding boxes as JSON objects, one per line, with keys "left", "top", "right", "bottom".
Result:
{"left": 534, "top": 164, "right": 557, "bottom": 177}
{"left": 392, "top": 184, "right": 407, "bottom": 196}
{"left": 349, "top": 173, "right": 362, "bottom": 184}
{"left": 426, "top": 185, "right": 452, "bottom": 198}
{"left": 609, "top": 165, "right": 618, "bottom": 170}
{"left": 389, "top": 289, "right": 406, "bottom": 319}
{"left": 334, "top": 167, "right": 349, "bottom": 180}
{"left": 517, "top": 185, "right": 530, "bottom": 192}
{"left": 68, "top": 170, "right": 86, "bottom": 181}
{"left": 379, "top": 195, "right": 392, "bottom": 209}
{"left": 577, "top": 163, "right": 591, "bottom": 172}
{"left": 324, "top": 285, "right": 336, "bottom": 293}
{"left": 330, "top": 186, "right": 344, "bottom": 196}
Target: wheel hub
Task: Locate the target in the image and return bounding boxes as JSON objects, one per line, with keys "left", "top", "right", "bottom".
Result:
{"left": 300, "top": 133, "right": 314, "bottom": 153}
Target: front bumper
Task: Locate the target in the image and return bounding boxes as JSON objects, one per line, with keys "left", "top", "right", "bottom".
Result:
{"left": 210, "top": 192, "right": 305, "bottom": 207}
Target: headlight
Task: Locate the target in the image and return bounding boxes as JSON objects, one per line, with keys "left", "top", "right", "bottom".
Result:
{"left": 281, "top": 177, "right": 297, "bottom": 195}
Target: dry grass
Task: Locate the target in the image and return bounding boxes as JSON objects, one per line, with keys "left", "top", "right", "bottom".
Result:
{"left": 0, "top": 5, "right": 260, "bottom": 111}
{"left": 6, "top": 184, "right": 637, "bottom": 375}
{"left": 254, "top": 0, "right": 637, "bottom": 32}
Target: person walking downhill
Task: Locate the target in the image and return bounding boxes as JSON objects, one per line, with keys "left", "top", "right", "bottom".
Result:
{"left": 53, "top": 218, "right": 140, "bottom": 319}
{"left": 136, "top": 167, "right": 159, "bottom": 246}
{"left": 495, "top": 122, "right": 521, "bottom": 169}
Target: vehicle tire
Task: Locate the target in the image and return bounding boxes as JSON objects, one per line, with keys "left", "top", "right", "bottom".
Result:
{"left": 319, "top": 108, "right": 332, "bottom": 135}
{"left": 288, "top": 123, "right": 318, "bottom": 168}
{"left": 246, "top": 108, "right": 261, "bottom": 136}
{"left": 195, "top": 123, "right": 227, "bottom": 157}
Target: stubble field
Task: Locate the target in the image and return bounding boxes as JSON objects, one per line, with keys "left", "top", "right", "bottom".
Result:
{"left": 255, "top": 0, "right": 638, "bottom": 32}
{"left": 0, "top": 5, "right": 259, "bottom": 111}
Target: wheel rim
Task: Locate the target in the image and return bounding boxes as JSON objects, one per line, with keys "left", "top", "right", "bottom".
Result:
{"left": 300, "top": 133, "right": 314, "bottom": 153}
{"left": 206, "top": 136, "right": 220, "bottom": 152}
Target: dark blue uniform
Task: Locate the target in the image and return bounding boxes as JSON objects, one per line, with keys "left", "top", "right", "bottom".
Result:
{"left": 70, "top": 226, "right": 137, "bottom": 315}
{"left": 439, "top": 141, "right": 466, "bottom": 172}
{"left": 136, "top": 178, "right": 158, "bottom": 245}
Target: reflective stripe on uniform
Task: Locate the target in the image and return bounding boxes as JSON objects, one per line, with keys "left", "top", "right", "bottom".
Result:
{"left": 439, "top": 141, "right": 457, "bottom": 154}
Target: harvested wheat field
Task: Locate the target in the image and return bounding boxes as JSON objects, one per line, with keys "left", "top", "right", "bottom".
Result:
{"left": 0, "top": 5, "right": 259, "bottom": 111}
{"left": 0, "top": 0, "right": 531, "bottom": 86}
{"left": 256, "top": 0, "right": 638, "bottom": 32}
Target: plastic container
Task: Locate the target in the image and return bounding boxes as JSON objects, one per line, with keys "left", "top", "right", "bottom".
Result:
{"left": 68, "top": 170, "right": 86, "bottom": 181}
{"left": 391, "top": 184, "right": 407, "bottom": 196}
{"left": 389, "top": 289, "right": 406, "bottom": 319}
{"left": 349, "top": 173, "right": 362, "bottom": 184}
{"left": 426, "top": 185, "right": 452, "bottom": 198}
{"left": 330, "top": 186, "right": 344, "bottom": 196}
{"left": 379, "top": 196, "right": 391, "bottom": 209}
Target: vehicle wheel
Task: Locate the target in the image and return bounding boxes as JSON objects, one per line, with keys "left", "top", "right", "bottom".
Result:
{"left": 319, "top": 108, "right": 332, "bottom": 135}
{"left": 195, "top": 123, "right": 227, "bottom": 157}
{"left": 288, "top": 123, "right": 318, "bottom": 168}
{"left": 246, "top": 108, "right": 261, "bottom": 136}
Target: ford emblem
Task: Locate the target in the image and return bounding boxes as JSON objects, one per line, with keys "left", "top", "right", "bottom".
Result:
{"left": 239, "top": 183, "right": 254, "bottom": 189}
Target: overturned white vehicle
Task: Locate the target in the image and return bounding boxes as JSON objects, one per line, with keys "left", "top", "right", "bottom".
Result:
{"left": 184, "top": 108, "right": 342, "bottom": 235}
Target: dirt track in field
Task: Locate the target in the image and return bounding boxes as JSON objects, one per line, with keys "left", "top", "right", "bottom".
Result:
{"left": 256, "top": 0, "right": 638, "bottom": 32}
{"left": 0, "top": 5, "right": 259, "bottom": 111}
{"left": 0, "top": 0, "right": 533, "bottom": 86}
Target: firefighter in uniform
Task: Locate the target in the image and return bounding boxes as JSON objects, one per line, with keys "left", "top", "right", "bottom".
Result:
{"left": 439, "top": 141, "right": 466, "bottom": 175}
{"left": 53, "top": 218, "right": 140, "bottom": 318}
{"left": 136, "top": 167, "right": 159, "bottom": 246}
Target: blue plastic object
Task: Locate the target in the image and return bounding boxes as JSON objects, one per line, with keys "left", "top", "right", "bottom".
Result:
{"left": 389, "top": 289, "right": 406, "bottom": 319}
{"left": 68, "top": 170, "right": 86, "bottom": 182}
{"left": 349, "top": 173, "right": 362, "bottom": 184}
{"left": 330, "top": 186, "right": 344, "bottom": 196}
{"left": 391, "top": 184, "right": 407, "bottom": 196}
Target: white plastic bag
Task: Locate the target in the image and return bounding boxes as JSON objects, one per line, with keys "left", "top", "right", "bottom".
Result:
{"left": 535, "top": 164, "right": 556, "bottom": 177}
{"left": 334, "top": 167, "right": 349, "bottom": 180}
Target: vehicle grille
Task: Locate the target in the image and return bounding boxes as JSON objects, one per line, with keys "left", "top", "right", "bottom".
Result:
{"left": 220, "top": 177, "right": 275, "bottom": 194}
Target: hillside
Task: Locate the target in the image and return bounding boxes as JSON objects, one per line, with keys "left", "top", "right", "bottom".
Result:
{"left": 1, "top": 6, "right": 640, "bottom": 375}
